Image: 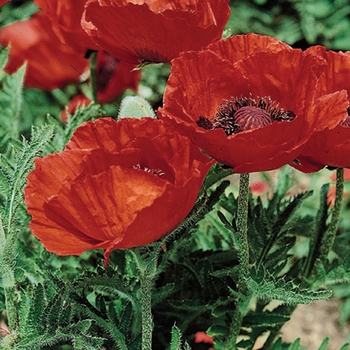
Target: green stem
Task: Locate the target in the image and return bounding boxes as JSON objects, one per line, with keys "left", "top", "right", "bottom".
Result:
{"left": 141, "top": 265, "right": 153, "bottom": 350}
{"left": 132, "top": 245, "right": 161, "bottom": 350}
{"left": 236, "top": 173, "right": 250, "bottom": 293}
{"left": 89, "top": 50, "right": 98, "bottom": 104}
{"left": 225, "top": 173, "right": 250, "bottom": 349}
{"left": 318, "top": 167, "right": 344, "bottom": 263}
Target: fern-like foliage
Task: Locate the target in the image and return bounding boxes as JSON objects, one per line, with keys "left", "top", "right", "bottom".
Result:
{"left": 245, "top": 266, "right": 331, "bottom": 305}
{"left": 0, "top": 276, "right": 105, "bottom": 350}
{"left": 0, "top": 125, "right": 54, "bottom": 233}
{"left": 170, "top": 325, "right": 191, "bottom": 350}
{"left": 0, "top": 48, "right": 25, "bottom": 143}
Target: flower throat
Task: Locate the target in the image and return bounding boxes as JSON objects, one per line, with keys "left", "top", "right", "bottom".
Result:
{"left": 197, "top": 96, "right": 296, "bottom": 136}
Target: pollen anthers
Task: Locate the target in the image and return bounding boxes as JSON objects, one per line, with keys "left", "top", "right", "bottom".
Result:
{"left": 196, "top": 96, "right": 296, "bottom": 136}
{"left": 133, "top": 163, "right": 165, "bottom": 177}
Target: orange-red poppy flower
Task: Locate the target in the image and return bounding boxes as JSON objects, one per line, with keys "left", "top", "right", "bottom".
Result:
{"left": 24, "top": 118, "right": 213, "bottom": 265}
{"left": 95, "top": 50, "right": 140, "bottom": 103}
{"left": 81, "top": 0, "right": 231, "bottom": 64}
{"left": 60, "top": 51, "right": 140, "bottom": 120}
{"left": 157, "top": 34, "right": 348, "bottom": 173}
{"left": 291, "top": 47, "right": 350, "bottom": 172}
{"left": 60, "top": 95, "right": 91, "bottom": 122}
{"left": 0, "top": 11, "right": 89, "bottom": 90}
{"left": 194, "top": 331, "right": 214, "bottom": 350}
{"left": 33, "top": 0, "right": 99, "bottom": 53}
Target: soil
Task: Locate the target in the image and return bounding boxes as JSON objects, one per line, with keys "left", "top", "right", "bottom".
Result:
{"left": 281, "top": 300, "right": 350, "bottom": 349}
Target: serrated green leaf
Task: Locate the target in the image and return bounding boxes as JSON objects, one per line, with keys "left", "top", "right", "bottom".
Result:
{"left": 0, "top": 47, "right": 9, "bottom": 81}
{"left": 246, "top": 267, "right": 332, "bottom": 305}
{"left": 76, "top": 319, "right": 93, "bottom": 333}
{"left": 170, "top": 325, "right": 182, "bottom": 350}
{"left": 0, "top": 63, "right": 26, "bottom": 138}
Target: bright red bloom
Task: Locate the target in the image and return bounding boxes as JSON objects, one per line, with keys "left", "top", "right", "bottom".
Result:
{"left": 95, "top": 51, "right": 140, "bottom": 103}
{"left": 0, "top": 12, "right": 89, "bottom": 90}
{"left": 60, "top": 95, "right": 91, "bottom": 122}
{"left": 291, "top": 47, "right": 350, "bottom": 172}
{"left": 0, "top": 0, "right": 9, "bottom": 7}
{"left": 194, "top": 331, "right": 214, "bottom": 344}
{"left": 194, "top": 331, "right": 214, "bottom": 349}
{"left": 81, "top": 0, "right": 231, "bottom": 64}
{"left": 24, "top": 118, "right": 213, "bottom": 265}
{"left": 33, "top": 0, "right": 99, "bottom": 53}
{"left": 60, "top": 51, "right": 140, "bottom": 121}
{"left": 158, "top": 34, "right": 348, "bottom": 173}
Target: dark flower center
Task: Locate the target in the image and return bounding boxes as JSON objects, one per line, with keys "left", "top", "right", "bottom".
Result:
{"left": 341, "top": 107, "right": 350, "bottom": 127}
{"left": 196, "top": 96, "right": 296, "bottom": 136}
{"left": 133, "top": 163, "right": 165, "bottom": 177}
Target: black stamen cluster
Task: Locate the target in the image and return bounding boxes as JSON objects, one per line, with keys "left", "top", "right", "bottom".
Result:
{"left": 196, "top": 95, "right": 296, "bottom": 136}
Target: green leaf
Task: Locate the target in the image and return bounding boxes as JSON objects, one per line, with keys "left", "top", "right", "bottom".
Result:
{"left": 339, "top": 343, "right": 350, "bottom": 350}
{"left": 0, "top": 47, "right": 9, "bottom": 81}
{"left": 245, "top": 267, "right": 332, "bottom": 305}
{"left": 288, "top": 338, "right": 301, "bottom": 350}
{"left": 0, "top": 63, "right": 26, "bottom": 139}
{"left": 170, "top": 325, "right": 182, "bottom": 350}
{"left": 317, "top": 337, "right": 329, "bottom": 350}
{"left": 118, "top": 96, "right": 156, "bottom": 119}
{"left": 244, "top": 312, "right": 290, "bottom": 327}
{"left": 75, "top": 319, "right": 93, "bottom": 333}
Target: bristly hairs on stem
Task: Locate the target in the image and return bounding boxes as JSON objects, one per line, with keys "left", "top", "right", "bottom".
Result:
{"left": 225, "top": 173, "right": 250, "bottom": 349}
{"left": 317, "top": 168, "right": 344, "bottom": 267}
{"left": 131, "top": 243, "right": 162, "bottom": 350}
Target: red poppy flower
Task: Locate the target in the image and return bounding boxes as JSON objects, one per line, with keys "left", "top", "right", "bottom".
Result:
{"left": 24, "top": 118, "right": 213, "bottom": 265}
{"left": 194, "top": 331, "right": 214, "bottom": 350}
{"left": 290, "top": 47, "right": 350, "bottom": 172}
{"left": 60, "top": 95, "right": 91, "bottom": 122}
{"left": 0, "top": 0, "right": 9, "bottom": 7}
{"left": 33, "top": 0, "right": 99, "bottom": 53}
{"left": 81, "top": 0, "right": 231, "bottom": 64}
{"left": 0, "top": 12, "right": 89, "bottom": 90}
{"left": 60, "top": 51, "right": 140, "bottom": 120}
{"left": 95, "top": 51, "right": 140, "bottom": 103}
{"left": 157, "top": 34, "right": 348, "bottom": 173}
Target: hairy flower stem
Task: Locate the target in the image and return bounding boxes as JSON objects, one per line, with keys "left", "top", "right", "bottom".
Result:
{"left": 318, "top": 168, "right": 344, "bottom": 263}
{"left": 141, "top": 266, "right": 153, "bottom": 350}
{"left": 304, "top": 168, "right": 344, "bottom": 279}
{"left": 89, "top": 50, "right": 98, "bottom": 104}
{"left": 225, "top": 173, "right": 250, "bottom": 349}
{"left": 133, "top": 245, "right": 161, "bottom": 350}
{"left": 236, "top": 173, "right": 250, "bottom": 292}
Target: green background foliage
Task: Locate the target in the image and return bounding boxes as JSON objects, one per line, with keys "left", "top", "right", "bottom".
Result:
{"left": 0, "top": 0, "right": 350, "bottom": 349}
